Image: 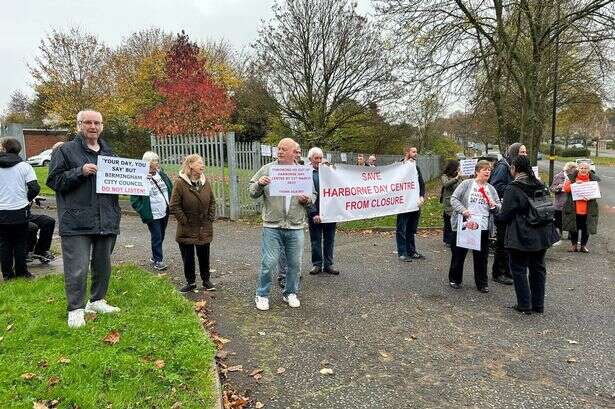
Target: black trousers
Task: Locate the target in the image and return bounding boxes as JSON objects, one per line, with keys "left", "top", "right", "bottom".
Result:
{"left": 27, "top": 214, "right": 56, "bottom": 255}
{"left": 0, "top": 223, "right": 29, "bottom": 279}
{"left": 492, "top": 220, "right": 512, "bottom": 279}
{"left": 442, "top": 212, "right": 454, "bottom": 245}
{"left": 509, "top": 249, "right": 547, "bottom": 311}
{"left": 179, "top": 243, "right": 210, "bottom": 284}
{"left": 448, "top": 230, "right": 489, "bottom": 289}
{"left": 569, "top": 215, "right": 590, "bottom": 246}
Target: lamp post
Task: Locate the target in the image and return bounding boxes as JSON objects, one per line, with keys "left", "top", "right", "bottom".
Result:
{"left": 548, "top": 2, "right": 561, "bottom": 186}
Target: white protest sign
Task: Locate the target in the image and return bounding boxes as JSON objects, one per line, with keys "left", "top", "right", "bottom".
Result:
{"left": 96, "top": 156, "right": 150, "bottom": 196}
{"left": 340, "top": 153, "right": 347, "bottom": 162}
{"left": 460, "top": 159, "right": 478, "bottom": 176}
{"left": 271, "top": 146, "right": 279, "bottom": 158}
{"left": 571, "top": 181, "right": 601, "bottom": 201}
{"left": 456, "top": 215, "right": 481, "bottom": 251}
{"left": 261, "top": 144, "right": 272, "bottom": 157}
{"left": 532, "top": 166, "right": 540, "bottom": 181}
{"left": 318, "top": 162, "right": 420, "bottom": 223}
{"left": 269, "top": 165, "right": 314, "bottom": 196}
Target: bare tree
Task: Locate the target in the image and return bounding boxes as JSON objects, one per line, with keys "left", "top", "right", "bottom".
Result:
{"left": 254, "top": 0, "right": 398, "bottom": 147}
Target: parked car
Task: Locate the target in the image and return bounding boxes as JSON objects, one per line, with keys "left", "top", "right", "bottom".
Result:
{"left": 570, "top": 143, "right": 584, "bottom": 149}
{"left": 575, "top": 158, "right": 596, "bottom": 172}
{"left": 26, "top": 149, "right": 53, "bottom": 167}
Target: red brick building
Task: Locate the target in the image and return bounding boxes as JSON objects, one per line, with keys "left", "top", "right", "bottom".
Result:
{"left": 22, "top": 128, "right": 69, "bottom": 158}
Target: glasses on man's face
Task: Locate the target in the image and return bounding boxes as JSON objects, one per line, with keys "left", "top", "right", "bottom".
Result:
{"left": 79, "top": 120, "right": 103, "bottom": 127}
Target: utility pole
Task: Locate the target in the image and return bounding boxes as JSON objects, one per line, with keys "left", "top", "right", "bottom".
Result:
{"left": 548, "top": 1, "right": 561, "bottom": 186}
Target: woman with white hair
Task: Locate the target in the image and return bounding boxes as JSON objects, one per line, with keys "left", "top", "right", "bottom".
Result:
{"left": 130, "top": 151, "right": 173, "bottom": 270}
{"left": 549, "top": 162, "right": 577, "bottom": 245}
{"left": 307, "top": 146, "right": 339, "bottom": 276}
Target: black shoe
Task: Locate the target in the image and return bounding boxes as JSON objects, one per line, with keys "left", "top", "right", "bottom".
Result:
{"left": 510, "top": 305, "right": 532, "bottom": 315}
{"left": 398, "top": 255, "right": 412, "bottom": 262}
{"left": 34, "top": 251, "right": 55, "bottom": 263}
{"left": 324, "top": 266, "right": 339, "bottom": 275}
{"left": 410, "top": 252, "right": 425, "bottom": 260}
{"left": 179, "top": 283, "right": 196, "bottom": 293}
{"left": 532, "top": 307, "right": 544, "bottom": 314}
{"left": 203, "top": 280, "right": 216, "bottom": 291}
{"left": 309, "top": 266, "right": 322, "bottom": 275}
{"left": 477, "top": 287, "right": 489, "bottom": 293}
{"left": 493, "top": 276, "right": 513, "bottom": 285}
{"left": 449, "top": 282, "right": 461, "bottom": 289}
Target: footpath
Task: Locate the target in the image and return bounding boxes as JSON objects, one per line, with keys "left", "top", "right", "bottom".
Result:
{"left": 32, "top": 208, "right": 615, "bottom": 408}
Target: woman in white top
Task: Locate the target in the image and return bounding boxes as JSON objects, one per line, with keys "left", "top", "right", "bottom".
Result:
{"left": 0, "top": 137, "right": 40, "bottom": 279}
{"left": 448, "top": 160, "right": 501, "bottom": 292}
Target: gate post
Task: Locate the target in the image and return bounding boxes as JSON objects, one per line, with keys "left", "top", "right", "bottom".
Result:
{"left": 226, "top": 132, "right": 240, "bottom": 220}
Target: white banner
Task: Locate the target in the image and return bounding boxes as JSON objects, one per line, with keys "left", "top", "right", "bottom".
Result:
{"left": 571, "top": 181, "right": 601, "bottom": 201}
{"left": 261, "top": 144, "right": 272, "bottom": 157}
{"left": 319, "top": 162, "right": 420, "bottom": 223}
{"left": 96, "top": 156, "right": 150, "bottom": 196}
{"left": 456, "top": 215, "right": 481, "bottom": 251}
{"left": 269, "top": 165, "right": 314, "bottom": 196}
{"left": 460, "top": 159, "right": 478, "bottom": 176}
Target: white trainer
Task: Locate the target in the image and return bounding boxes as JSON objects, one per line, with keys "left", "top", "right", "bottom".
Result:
{"left": 67, "top": 308, "right": 86, "bottom": 328}
{"left": 283, "top": 294, "right": 300, "bottom": 308}
{"left": 85, "top": 299, "right": 120, "bottom": 314}
{"left": 255, "top": 296, "right": 270, "bottom": 311}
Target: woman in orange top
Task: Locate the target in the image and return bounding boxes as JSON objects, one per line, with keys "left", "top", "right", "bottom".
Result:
{"left": 562, "top": 162, "right": 600, "bottom": 253}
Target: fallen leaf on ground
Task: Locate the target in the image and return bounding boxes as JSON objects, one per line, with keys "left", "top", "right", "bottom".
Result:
{"left": 21, "top": 372, "right": 36, "bottom": 380}
{"left": 46, "top": 298, "right": 54, "bottom": 304}
{"left": 154, "top": 360, "right": 165, "bottom": 369}
{"left": 566, "top": 357, "right": 577, "bottom": 363}
{"left": 227, "top": 365, "right": 243, "bottom": 372}
{"left": 255, "top": 402, "right": 265, "bottom": 408}
{"left": 33, "top": 402, "right": 49, "bottom": 409}
{"left": 253, "top": 373, "right": 263, "bottom": 381}
{"left": 276, "top": 367, "right": 286, "bottom": 374}
{"left": 379, "top": 351, "right": 391, "bottom": 359}
{"left": 103, "top": 330, "right": 121, "bottom": 345}
{"left": 257, "top": 331, "right": 266, "bottom": 336}
{"left": 47, "top": 376, "right": 60, "bottom": 387}
{"left": 320, "top": 360, "right": 330, "bottom": 366}
{"left": 567, "top": 340, "right": 578, "bottom": 345}
{"left": 404, "top": 335, "right": 418, "bottom": 341}
{"left": 194, "top": 300, "right": 207, "bottom": 311}
{"left": 6, "top": 324, "right": 13, "bottom": 331}
{"left": 215, "top": 350, "right": 229, "bottom": 359}
{"left": 124, "top": 244, "right": 134, "bottom": 248}
{"left": 38, "top": 360, "right": 48, "bottom": 368}
{"left": 249, "top": 368, "right": 263, "bottom": 377}
{"left": 320, "top": 368, "right": 334, "bottom": 375}
{"left": 170, "top": 402, "right": 181, "bottom": 409}
{"left": 58, "top": 356, "right": 70, "bottom": 364}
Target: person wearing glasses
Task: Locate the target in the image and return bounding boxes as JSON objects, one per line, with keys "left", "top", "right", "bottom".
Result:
{"left": 47, "top": 110, "right": 121, "bottom": 328}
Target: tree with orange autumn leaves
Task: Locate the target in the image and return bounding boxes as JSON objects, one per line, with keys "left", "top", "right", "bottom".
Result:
{"left": 137, "top": 31, "right": 235, "bottom": 135}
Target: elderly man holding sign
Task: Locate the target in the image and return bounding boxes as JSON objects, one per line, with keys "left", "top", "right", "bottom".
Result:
{"left": 47, "top": 110, "right": 121, "bottom": 328}
{"left": 249, "top": 138, "right": 315, "bottom": 311}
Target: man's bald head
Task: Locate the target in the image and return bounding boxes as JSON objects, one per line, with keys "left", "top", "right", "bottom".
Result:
{"left": 277, "top": 137, "right": 298, "bottom": 164}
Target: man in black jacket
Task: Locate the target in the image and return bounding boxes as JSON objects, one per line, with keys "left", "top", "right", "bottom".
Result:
{"left": 396, "top": 146, "right": 426, "bottom": 261}
{"left": 488, "top": 143, "right": 526, "bottom": 285}
{"left": 0, "top": 137, "right": 40, "bottom": 280}
{"left": 47, "top": 110, "right": 121, "bottom": 328}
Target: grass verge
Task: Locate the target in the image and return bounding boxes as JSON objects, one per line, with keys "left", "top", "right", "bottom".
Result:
{"left": 0, "top": 265, "right": 217, "bottom": 409}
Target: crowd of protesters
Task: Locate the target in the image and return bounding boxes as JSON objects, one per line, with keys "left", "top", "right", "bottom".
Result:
{"left": 0, "top": 108, "right": 603, "bottom": 326}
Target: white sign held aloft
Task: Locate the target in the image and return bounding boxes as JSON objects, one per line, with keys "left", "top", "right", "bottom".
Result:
{"left": 460, "top": 159, "right": 478, "bottom": 176}
{"left": 269, "top": 165, "right": 314, "bottom": 196}
{"left": 340, "top": 153, "right": 347, "bottom": 162}
{"left": 261, "top": 144, "right": 272, "bottom": 157}
{"left": 96, "top": 156, "right": 150, "bottom": 196}
{"left": 456, "top": 215, "right": 481, "bottom": 250}
{"left": 570, "top": 181, "right": 601, "bottom": 201}
{"left": 318, "top": 162, "right": 420, "bottom": 223}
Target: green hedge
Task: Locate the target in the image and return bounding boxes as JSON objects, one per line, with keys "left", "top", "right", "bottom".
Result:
{"left": 560, "top": 147, "right": 590, "bottom": 157}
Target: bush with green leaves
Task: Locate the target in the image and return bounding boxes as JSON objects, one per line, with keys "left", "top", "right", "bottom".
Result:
{"left": 560, "top": 147, "right": 590, "bottom": 157}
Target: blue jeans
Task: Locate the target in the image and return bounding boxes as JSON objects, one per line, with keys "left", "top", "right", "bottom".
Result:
{"left": 146, "top": 215, "right": 168, "bottom": 262}
{"left": 396, "top": 211, "right": 420, "bottom": 257}
{"left": 308, "top": 220, "right": 336, "bottom": 268}
{"left": 257, "top": 227, "right": 303, "bottom": 297}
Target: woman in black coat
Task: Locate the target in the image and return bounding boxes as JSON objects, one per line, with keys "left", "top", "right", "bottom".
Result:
{"left": 497, "top": 156, "right": 559, "bottom": 314}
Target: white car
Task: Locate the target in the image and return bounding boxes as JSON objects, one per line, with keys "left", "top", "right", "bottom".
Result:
{"left": 575, "top": 158, "right": 596, "bottom": 172}
{"left": 26, "top": 149, "right": 53, "bottom": 167}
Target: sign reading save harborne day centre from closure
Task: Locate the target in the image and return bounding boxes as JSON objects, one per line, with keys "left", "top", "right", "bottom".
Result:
{"left": 96, "top": 156, "right": 150, "bottom": 196}
{"left": 319, "top": 162, "right": 420, "bottom": 223}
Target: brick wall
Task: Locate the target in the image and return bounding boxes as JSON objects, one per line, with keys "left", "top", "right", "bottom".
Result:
{"left": 23, "top": 131, "right": 68, "bottom": 159}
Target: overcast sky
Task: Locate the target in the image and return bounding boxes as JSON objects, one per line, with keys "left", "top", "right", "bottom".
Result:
{"left": 0, "top": 0, "right": 373, "bottom": 113}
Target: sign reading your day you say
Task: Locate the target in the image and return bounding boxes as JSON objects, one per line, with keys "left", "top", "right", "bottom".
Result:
{"left": 96, "top": 156, "right": 150, "bottom": 196}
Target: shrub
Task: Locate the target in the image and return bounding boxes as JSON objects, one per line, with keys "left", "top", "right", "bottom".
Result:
{"left": 428, "top": 136, "right": 462, "bottom": 160}
{"left": 560, "top": 147, "right": 590, "bottom": 157}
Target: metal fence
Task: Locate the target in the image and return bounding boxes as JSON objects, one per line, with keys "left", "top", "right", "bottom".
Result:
{"left": 151, "top": 133, "right": 441, "bottom": 220}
